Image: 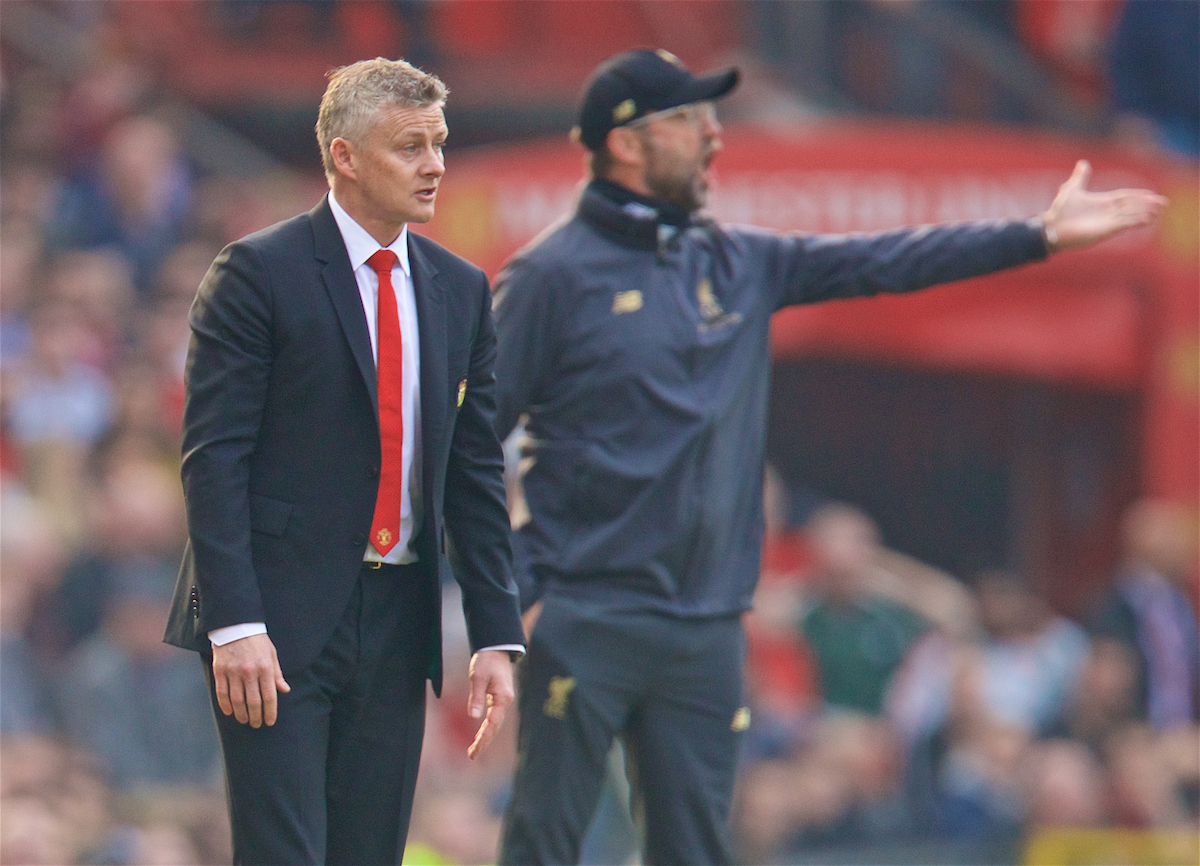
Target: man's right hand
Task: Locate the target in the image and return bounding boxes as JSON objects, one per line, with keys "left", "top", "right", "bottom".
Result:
{"left": 212, "top": 633, "right": 291, "bottom": 728}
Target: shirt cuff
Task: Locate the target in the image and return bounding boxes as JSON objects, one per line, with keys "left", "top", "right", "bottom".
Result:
{"left": 209, "top": 622, "right": 268, "bottom": 646}
{"left": 477, "top": 644, "right": 526, "bottom": 660}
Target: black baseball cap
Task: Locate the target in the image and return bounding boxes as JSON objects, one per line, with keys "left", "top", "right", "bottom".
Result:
{"left": 574, "top": 48, "right": 740, "bottom": 150}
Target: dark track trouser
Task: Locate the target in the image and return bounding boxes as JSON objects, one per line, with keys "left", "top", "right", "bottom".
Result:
{"left": 500, "top": 595, "right": 746, "bottom": 866}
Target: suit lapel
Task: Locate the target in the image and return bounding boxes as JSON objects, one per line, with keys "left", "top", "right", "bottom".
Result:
{"left": 311, "top": 196, "right": 379, "bottom": 412}
{"left": 409, "top": 234, "right": 447, "bottom": 467}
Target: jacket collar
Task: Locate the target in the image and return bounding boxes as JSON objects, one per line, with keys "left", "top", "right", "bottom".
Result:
{"left": 577, "top": 180, "right": 698, "bottom": 251}
{"left": 326, "top": 191, "right": 412, "bottom": 277}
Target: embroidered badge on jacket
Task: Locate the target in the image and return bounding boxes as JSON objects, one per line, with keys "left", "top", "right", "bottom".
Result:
{"left": 543, "top": 676, "right": 576, "bottom": 719}
{"left": 612, "top": 290, "right": 643, "bottom": 314}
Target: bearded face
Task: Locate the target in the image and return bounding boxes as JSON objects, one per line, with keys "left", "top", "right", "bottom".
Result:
{"left": 633, "top": 102, "right": 721, "bottom": 214}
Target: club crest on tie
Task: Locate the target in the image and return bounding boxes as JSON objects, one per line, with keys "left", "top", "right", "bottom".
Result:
{"left": 376, "top": 527, "right": 393, "bottom": 548}
{"left": 543, "top": 676, "right": 576, "bottom": 719}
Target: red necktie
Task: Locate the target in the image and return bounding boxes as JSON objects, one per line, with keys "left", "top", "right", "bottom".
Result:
{"left": 367, "top": 249, "right": 403, "bottom": 557}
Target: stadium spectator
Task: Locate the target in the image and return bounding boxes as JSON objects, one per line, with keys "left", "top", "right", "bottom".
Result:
{"left": 0, "top": 735, "right": 113, "bottom": 866}
{"left": 27, "top": 451, "right": 186, "bottom": 664}
{"left": 57, "top": 550, "right": 221, "bottom": 791}
{"left": 1014, "top": 0, "right": 1122, "bottom": 115}
{"left": 46, "top": 114, "right": 193, "bottom": 294}
{"left": 0, "top": 489, "right": 63, "bottom": 736}
{"left": 3, "top": 297, "right": 114, "bottom": 545}
{"left": 734, "top": 711, "right": 911, "bottom": 860}
{"left": 0, "top": 217, "right": 42, "bottom": 366}
{"left": 968, "top": 570, "right": 1090, "bottom": 733}
{"left": 1089, "top": 498, "right": 1200, "bottom": 730}
{"left": 887, "top": 569, "right": 1089, "bottom": 840}
{"left": 1107, "top": 0, "right": 1200, "bottom": 158}
{"left": 1019, "top": 737, "right": 1108, "bottom": 829}
{"left": 1044, "top": 637, "right": 1140, "bottom": 756}
{"left": 43, "top": 247, "right": 136, "bottom": 372}
{"left": 799, "top": 504, "right": 930, "bottom": 716}
{"left": 4, "top": 298, "right": 115, "bottom": 450}
{"left": 1105, "top": 722, "right": 1196, "bottom": 829}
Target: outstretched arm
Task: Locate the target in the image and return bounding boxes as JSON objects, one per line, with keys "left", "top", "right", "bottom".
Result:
{"left": 772, "top": 158, "right": 1170, "bottom": 309}
{"left": 1040, "top": 159, "right": 1168, "bottom": 253}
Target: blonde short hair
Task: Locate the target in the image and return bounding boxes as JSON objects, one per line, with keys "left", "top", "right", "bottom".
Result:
{"left": 315, "top": 57, "right": 448, "bottom": 180}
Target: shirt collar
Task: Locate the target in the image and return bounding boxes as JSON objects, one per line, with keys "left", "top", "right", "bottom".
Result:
{"left": 327, "top": 192, "right": 411, "bottom": 277}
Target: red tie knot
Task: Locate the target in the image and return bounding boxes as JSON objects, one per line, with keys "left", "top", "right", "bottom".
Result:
{"left": 367, "top": 249, "right": 398, "bottom": 276}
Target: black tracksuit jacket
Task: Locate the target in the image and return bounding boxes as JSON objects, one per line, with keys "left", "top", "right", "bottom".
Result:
{"left": 493, "top": 180, "right": 1047, "bottom": 618}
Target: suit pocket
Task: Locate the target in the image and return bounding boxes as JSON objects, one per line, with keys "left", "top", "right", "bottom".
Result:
{"left": 249, "top": 493, "right": 294, "bottom": 537}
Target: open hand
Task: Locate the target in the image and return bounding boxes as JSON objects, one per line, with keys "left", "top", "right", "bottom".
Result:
{"left": 1042, "top": 159, "right": 1168, "bottom": 252}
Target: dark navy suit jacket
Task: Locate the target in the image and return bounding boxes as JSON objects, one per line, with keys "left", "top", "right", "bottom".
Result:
{"left": 165, "top": 196, "right": 523, "bottom": 692}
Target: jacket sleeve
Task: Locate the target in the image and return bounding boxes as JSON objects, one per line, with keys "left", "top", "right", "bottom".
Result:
{"left": 180, "top": 241, "right": 273, "bottom": 633}
{"left": 443, "top": 269, "right": 525, "bottom": 652}
{"left": 767, "top": 219, "right": 1049, "bottom": 310}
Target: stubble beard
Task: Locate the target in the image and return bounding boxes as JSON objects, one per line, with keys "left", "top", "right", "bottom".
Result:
{"left": 644, "top": 144, "right": 710, "bottom": 215}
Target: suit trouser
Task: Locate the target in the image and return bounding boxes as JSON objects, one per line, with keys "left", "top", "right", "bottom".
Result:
{"left": 204, "top": 564, "right": 433, "bottom": 865}
{"left": 500, "top": 595, "right": 746, "bottom": 866}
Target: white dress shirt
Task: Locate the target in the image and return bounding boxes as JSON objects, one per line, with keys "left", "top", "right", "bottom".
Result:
{"left": 210, "top": 195, "right": 521, "bottom": 656}
{"left": 331, "top": 192, "right": 424, "bottom": 566}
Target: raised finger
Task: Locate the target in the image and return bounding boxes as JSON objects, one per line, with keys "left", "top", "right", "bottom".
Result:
{"left": 468, "top": 713, "right": 497, "bottom": 760}
{"left": 467, "top": 718, "right": 491, "bottom": 760}
{"left": 468, "top": 699, "right": 511, "bottom": 760}
{"left": 467, "top": 673, "right": 488, "bottom": 720}
{"left": 1069, "top": 159, "right": 1091, "bottom": 190}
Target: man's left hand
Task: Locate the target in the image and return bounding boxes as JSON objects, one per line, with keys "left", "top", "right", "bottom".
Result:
{"left": 1042, "top": 159, "right": 1168, "bottom": 252}
{"left": 466, "top": 649, "right": 516, "bottom": 760}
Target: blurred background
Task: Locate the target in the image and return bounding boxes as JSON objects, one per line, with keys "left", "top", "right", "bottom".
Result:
{"left": 0, "top": 1, "right": 1196, "bottom": 864}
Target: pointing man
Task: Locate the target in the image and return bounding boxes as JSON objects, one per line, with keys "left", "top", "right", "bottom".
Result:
{"left": 494, "top": 48, "right": 1166, "bottom": 865}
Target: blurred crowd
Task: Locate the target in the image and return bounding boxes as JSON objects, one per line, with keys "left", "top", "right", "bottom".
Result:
{"left": 755, "top": 0, "right": 1198, "bottom": 159}
{"left": 0, "top": 32, "right": 323, "bottom": 866}
{"left": 736, "top": 490, "right": 1199, "bottom": 864}
{"left": 1, "top": 2, "right": 1197, "bottom": 865}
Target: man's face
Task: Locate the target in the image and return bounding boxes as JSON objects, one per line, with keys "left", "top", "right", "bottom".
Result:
{"left": 345, "top": 103, "right": 447, "bottom": 227}
{"left": 633, "top": 101, "right": 722, "bottom": 213}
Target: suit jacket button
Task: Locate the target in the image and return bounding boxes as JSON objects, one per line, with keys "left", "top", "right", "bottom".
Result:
{"left": 367, "top": 465, "right": 379, "bottom": 478}
{"left": 352, "top": 532, "right": 367, "bottom": 545}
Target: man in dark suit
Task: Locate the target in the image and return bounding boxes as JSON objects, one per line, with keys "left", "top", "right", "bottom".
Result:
{"left": 165, "top": 57, "right": 525, "bottom": 865}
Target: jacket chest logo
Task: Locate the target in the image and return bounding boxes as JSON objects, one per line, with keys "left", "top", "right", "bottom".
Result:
{"left": 697, "top": 278, "right": 723, "bottom": 321}
{"left": 696, "top": 278, "right": 743, "bottom": 332}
